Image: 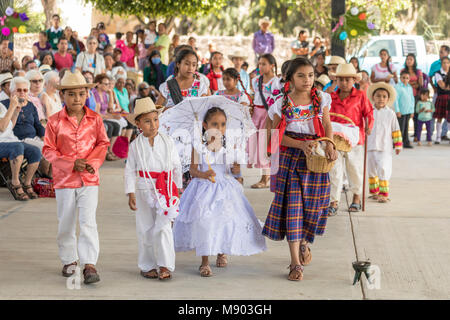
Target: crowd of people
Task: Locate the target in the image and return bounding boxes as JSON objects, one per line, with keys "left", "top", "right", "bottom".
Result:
{"left": 0, "top": 14, "right": 449, "bottom": 284}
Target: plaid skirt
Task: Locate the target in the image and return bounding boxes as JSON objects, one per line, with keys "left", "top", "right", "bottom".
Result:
{"left": 262, "top": 133, "right": 330, "bottom": 243}
{"left": 433, "top": 94, "right": 449, "bottom": 119}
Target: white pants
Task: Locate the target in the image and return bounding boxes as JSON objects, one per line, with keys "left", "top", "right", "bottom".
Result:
{"left": 55, "top": 186, "right": 99, "bottom": 266}
{"left": 135, "top": 190, "right": 175, "bottom": 272}
{"left": 329, "top": 144, "right": 364, "bottom": 202}
{"left": 368, "top": 151, "right": 392, "bottom": 181}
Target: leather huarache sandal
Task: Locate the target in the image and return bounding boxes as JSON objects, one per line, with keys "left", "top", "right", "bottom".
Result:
{"left": 7, "top": 181, "right": 29, "bottom": 201}
{"left": 287, "top": 264, "right": 304, "bottom": 281}
{"left": 327, "top": 206, "right": 338, "bottom": 216}
{"left": 377, "top": 196, "right": 390, "bottom": 203}
{"left": 368, "top": 194, "right": 379, "bottom": 200}
{"left": 216, "top": 254, "right": 228, "bottom": 268}
{"left": 158, "top": 267, "right": 172, "bottom": 280}
{"left": 251, "top": 180, "right": 270, "bottom": 189}
{"left": 348, "top": 203, "right": 362, "bottom": 212}
{"left": 83, "top": 265, "right": 100, "bottom": 284}
{"left": 199, "top": 264, "right": 213, "bottom": 277}
{"left": 299, "top": 242, "right": 312, "bottom": 266}
{"left": 62, "top": 261, "right": 78, "bottom": 277}
{"left": 23, "top": 184, "right": 39, "bottom": 199}
{"left": 140, "top": 269, "right": 158, "bottom": 279}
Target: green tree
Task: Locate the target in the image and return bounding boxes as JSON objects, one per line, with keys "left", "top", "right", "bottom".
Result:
{"left": 85, "top": 0, "right": 227, "bottom": 31}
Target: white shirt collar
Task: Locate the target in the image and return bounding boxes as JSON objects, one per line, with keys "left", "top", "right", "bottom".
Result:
{"left": 50, "top": 26, "right": 63, "bottom": 33}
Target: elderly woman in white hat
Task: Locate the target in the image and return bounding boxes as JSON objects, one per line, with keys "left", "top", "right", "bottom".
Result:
{"left": 228, "top": 50, "right": 250, "bottom": 92}
{"left": 252, "top": 16, "right": 275, "bottom": 64}
{"left": 328, "top": 63, "right": 374, "bottom": 214}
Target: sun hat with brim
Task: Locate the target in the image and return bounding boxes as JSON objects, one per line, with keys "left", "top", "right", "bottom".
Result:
{"left": 56, "top": 70, "right": 96, "bottom": 90}
{"left": 367, "top": 82, "right": 397, "bottom": 108}
{"left": 315, "top": 74, "right": 331, "bottom": 87}
{"left": 329, "top": 63, "right": 362, "bottom": 81}
{"left": 126, "top": 97, "right": 164, "bottom": 125}
{"left": 259, "top": 17, "right": 272, "bottom": 27}
{"left": 228, "top": 50, "right": 248, "bottom": 61}
{"left": 39, "top": 64, "right": 52, "bottom": 74}
{"left": 0, "top": 72, "right": 13, "bottom": 85}
{"left": 326, "top": 55, "right": 346, "bottom": 66}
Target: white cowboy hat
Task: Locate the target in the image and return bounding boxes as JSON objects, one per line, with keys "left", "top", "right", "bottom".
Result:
{"left": 126, "top": 97, "right": 164, "bottom": 125}
{"left": 315, "top": 74, "right": 331, "bottom": 87}
{"left": 56, "top": 70, "right": 96, "bottom": 90}
{"left": 367, "top": 82, "right": 397, "bottom": 108}
{"left": 39, "top": 64, "right": 52, "bottom": 74}
{"left": 228, "top": 50, "right": 248, "bottom": 61}
{"left": 0, "top": 72, "right": 13, "bottom": 86}
{"left": 330, "top": 63, "right": 362, "bottom": 81}
{"left": 326, "top": 55, "right": 346, "bottom": 66}
{"left": 259, "top": 16, "right": 272, "bottom": 27}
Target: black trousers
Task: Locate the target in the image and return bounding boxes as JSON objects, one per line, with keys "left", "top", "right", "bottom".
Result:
{"left": 397, "top": 114, "right": 411, "bottom": 146}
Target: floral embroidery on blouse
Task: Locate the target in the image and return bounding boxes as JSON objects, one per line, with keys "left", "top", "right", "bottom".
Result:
{"left": 215, "top": 90, "right": 243, "bottom": 103}
{"left": 167, "top": 73, "right": 201, "bottom": 99}
{"left": 284, "top": 96, "right": 322, "bottom": 123}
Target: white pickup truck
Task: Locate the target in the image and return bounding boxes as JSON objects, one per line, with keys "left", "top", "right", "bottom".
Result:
{"left": 351, "top": 35, "right": 439, "bottom": 75}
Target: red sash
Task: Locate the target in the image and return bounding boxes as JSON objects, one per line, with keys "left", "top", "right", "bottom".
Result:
{"left": 138, "top": 170, "right": 179, "bottom": 211}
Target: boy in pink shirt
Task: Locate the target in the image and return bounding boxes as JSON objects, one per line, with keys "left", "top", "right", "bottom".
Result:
{"left": 54, "top": 37, "right": 73, "bottom": 71}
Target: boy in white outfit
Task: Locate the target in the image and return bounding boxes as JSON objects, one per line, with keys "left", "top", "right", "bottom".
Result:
{"left": 366, "top": 82, "right": 403, "bottom": 203}
{"left": 124, "top": 97, "right": 182, "bottom": 280}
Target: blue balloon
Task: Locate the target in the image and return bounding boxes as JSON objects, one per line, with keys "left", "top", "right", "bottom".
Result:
{"left": 339, "top": 31, "right": 348, "bottom": 40}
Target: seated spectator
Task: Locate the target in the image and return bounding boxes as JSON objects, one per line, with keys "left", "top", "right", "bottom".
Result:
{"left": 64, "top": 26, "right": 80, "bottom": 59}
{"left": 0, "top": 96, "right": 41, "bottom": 201}
{"left": 82, "top": 70, "right": 97, "bottom": 112}
{"left": 41, "top": 71, "right": 62, "bottom": 117}
{"left": 32, "top": 31, "right": 52, "bottom": 59}
{"left": 166, "top": 44, "right": 192, "bottom": 77}
{"left": 25, "top": 70, "right": 47, "bottom": 123}
{"left": 24, "top": 60, "right": 38, "bottom": 72}
{"left": 38, "top": 51, "right": 56, "bottom": 70}
{"left": 125, "top": 78, "right": 137, "bottom": 102}
{"left": 75, "top": 36, "right": 106, "bottom": 76}
{"left": 129, "top": 81, "right": 157, "bottom": 112}
{"left": 97, "top": 22, "right": 110, "bottom": 54}
{"left": 21, "top": 56, "right": 33, "bottom": 70}
{"left": 143, "top": 50, "right": 167, "bottom": 89}
{"left": 71, "top": 30, "right": 85, "bottom": 52}
{"left": 46, "top": 14, "right": 63, "bottom": 51}
{"left": 104, "top": 53, "right": 114, "bottom": 78}
{"left": 0, "top": 39, "right": 19, "bottom": 72}
{"left": 113, "top": 74, "right": 129, "bottom": 112}
{"left": 38, "top": 64, "right": 52, "bottom": 75}
{"left": 104, "top": 44, "right": 114, "bottom": 55}
{"left": 0, "top": 71, "right": 12, "bottom": 101}
{"left": 92, "top": 73, "right": 124, "bottom": 161}
{"left": 54, "top": 37, "right": 74, "bottom": 71}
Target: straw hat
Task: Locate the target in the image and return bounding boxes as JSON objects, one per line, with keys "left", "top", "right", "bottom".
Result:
{"left": 39, "top": 64, "right": 52, "bottom": 74}
{"left": 315, "top": 74, "right": 331, "bottom": 87}
{"left": 259, "top": 16, "right": 272, "bottom": 27}
{"left": 126, "top": 97, "right": 163, "bottom": 125}
{"left": 367, "top": 82, "right": 397, "bottom": 108}
{"left": 56, "top": 70, "right": 96, "bottom": 90}
{"left": 0, "top": 72, "right": 13, "bottom": 86}
{"left": 228, "top": 50, "right": 248, "bottom": 61}
{"left": 326, "top": 56, "right": 346, "bottom": 66}
{"left": 330, "top": 63, "right": 362, "bottom": 81}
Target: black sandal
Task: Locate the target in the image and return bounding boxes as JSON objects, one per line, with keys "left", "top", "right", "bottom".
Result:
{"left": 23, "top": 185, "right": 39, "bottom": 199}
{"left": 348, "top": 203, "right": 361, "bottom": 212}
{"left": 7, "top": 181, "right": 29, "bottom": 201}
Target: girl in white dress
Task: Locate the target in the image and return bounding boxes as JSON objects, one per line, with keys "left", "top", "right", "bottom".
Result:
{"left": 173, "top": 107, "right": 266, "bottom": 277}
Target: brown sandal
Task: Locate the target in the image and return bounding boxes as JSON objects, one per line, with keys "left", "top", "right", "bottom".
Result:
{"left": 158, "top": 267, "right": 172, "bottom": 280}
{"left": 288, "top": 264, "right": 304, "bottom": 281}
{"left": 216, "top": 254, "right": 228, "bottom": 268}
{"left": 23, "top": 185, "right": 39, "bottom": 199}
{"left": 62, "top": 261, "right": 78, "bottom": 277}
{"left": 299, "top": 242, "right": 312, "bottom": 266}
{"left": 199, "top": 264, "right": 213, "bottom": 277}
{"left": 141, "top": 269, "right": 158, "bottom": 279}
{"left": 368, "top": 194, "right": 379, "bottom": 200}
{"left": 251, "top": 180, "right": 270, "bottom": 189}
{"left": 7, "top": 181, "right": 29, "bottom": 201}
{"left": 377, "top": 196, "right": 390, "bottom": 203}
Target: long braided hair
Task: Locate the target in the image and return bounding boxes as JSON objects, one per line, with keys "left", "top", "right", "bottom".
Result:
{"left": 222, "top": 67, "right": 253, "bottom": 105}
{"left": 281, "top": 57, "right": 321, "bottom": 116}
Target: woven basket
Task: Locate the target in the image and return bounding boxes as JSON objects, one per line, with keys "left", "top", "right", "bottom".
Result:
{"left": 306, "top": 137, "right": 336, "bottom": 173}
{"left": 330, "top": 112, "right": 355, "bottom": 152}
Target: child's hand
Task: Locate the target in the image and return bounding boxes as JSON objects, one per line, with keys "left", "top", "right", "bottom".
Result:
{"left": 128, "top": 193, "right": 137, "bottom": 211}
{"left": 419, "top": 108, "right": 425, "bottom": 113}
{"left": 73, "top": 159, "right": 87, "bottom": 172}
{"left": 85, "top": 163, "right": 95, "bottom": 174}
{"left": 395, "top": 149, "right": 401, "bottom": 155}
{"left": 231, "top": 162, "right": 240, "bottom": 175}
{"left": 325, "top": 143, "right": 337, "bottom": 161}
{"left": 204, "top": 169, "right": 216, "bottom": 183}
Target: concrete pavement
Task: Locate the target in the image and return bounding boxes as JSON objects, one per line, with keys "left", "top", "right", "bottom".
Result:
{"left": 0, "top": 143, "right": 449, "bottom": 299}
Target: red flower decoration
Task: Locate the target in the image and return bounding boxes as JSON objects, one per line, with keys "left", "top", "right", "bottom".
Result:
{"left": 12, "top": 27, "right": 18, "bottom": 33}
{"left": 358, "top": 13, "right": 366, "bottom": 20}
{"left": 12, "top": 12, "right": 19, "bottom": 19}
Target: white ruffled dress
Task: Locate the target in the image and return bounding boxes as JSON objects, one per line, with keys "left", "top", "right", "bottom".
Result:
{"left": 173, "top": 144, "right": 267, "bottom": 256}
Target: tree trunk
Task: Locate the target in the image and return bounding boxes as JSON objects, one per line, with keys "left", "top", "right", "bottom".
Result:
{"left": 164, "top": 16, "right": 176, "bottom": 34}
{"left": 41, "top": 0, "right": 58, "bottom": 29}
{"left": 331, "top": 0, "right": 346, "bottom": 57}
